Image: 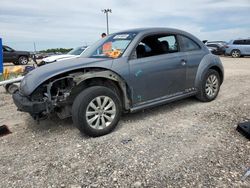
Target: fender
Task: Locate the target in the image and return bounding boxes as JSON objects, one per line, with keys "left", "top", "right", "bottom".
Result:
{"left": 70, "top": 70, "right": 131, "bottom": 110}
{"left": 194, "top": 54, "right": 224, "bottom": 89}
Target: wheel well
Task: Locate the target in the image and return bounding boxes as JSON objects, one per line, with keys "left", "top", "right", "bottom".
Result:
{"left": 231, "top": 49, "right": 241, "bottom": 54}
{"left": 69, "top": 77, "right": 126, "bottom": 109}
{"left": 18, "top": 55, "right": 28, "bottom": 59}
{"left": 209, "top": 66, "right": 223, "bottom": 84}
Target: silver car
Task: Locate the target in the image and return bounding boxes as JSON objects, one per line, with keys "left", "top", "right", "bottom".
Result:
{"left": 225, "top": 39, "right": 250, "bottom": 58}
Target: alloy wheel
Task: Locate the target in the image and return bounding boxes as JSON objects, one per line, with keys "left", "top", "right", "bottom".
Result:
{"left": 232, "top": 50, "right": 240, "bottom": 58}
{"left": 19, "top": 57, "right": 28, "bottom": 65}
{"left": 205, "top": 74, "right": 219, "bottom": 98}
{"left": 86, "top": 96, "right": 116, "bottom": 130}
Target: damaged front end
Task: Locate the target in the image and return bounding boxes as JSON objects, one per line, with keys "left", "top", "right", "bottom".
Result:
{"left": 13, "top": 69, "right": 131, "bottom": 121}
{"left": 13, "top": 75, "right": 75, "bottom": 120}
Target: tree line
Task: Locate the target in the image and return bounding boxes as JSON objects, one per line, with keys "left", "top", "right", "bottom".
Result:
{"left": 39, "top": 48, "right": 73, "bottom": 54}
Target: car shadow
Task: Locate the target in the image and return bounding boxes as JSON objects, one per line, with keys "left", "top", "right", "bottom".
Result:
{"left": 25, "top": 114, "right": 74, "bottom": 132}
{"left": 115, "top": 96, "right": 198, "bottom": 131}
{"left": 222, "top": 56, "right": 250, "bottom": 58}
{"left": 25, "top": 96, "right": 199, "bottom": 134}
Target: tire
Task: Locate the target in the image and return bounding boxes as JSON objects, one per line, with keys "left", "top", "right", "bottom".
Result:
{"left": 4, "top": 84, "right": 19, "bottom": 94}
{"left": 231, "top": 49, "right": 241, "bottom": 58}
{"left": 18, "top": 56, "right": 29, "bottom": 65}
{"left": 196, "top": 69, "right": 221, "bottom": 102}
{"left": 72, "top": 86, "right": 122, "bottom": 137}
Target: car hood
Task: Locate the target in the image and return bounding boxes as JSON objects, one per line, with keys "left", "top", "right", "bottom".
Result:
{"left": 20, "top": 57, "right": 112, "bottom": 96}
{"left": 42, "top": 54, "right": 77, "bottom": 62}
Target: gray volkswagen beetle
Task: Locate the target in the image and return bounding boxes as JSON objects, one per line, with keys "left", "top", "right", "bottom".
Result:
{"left": 13, "top": 28, "right": 224, "bottom": 137}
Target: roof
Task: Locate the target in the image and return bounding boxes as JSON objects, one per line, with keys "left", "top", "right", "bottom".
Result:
{"left": 112, "top": 27, "right": 204, "bottom": 47}
{"left": 113, "top": 27, "right": 187, "bottom": 35}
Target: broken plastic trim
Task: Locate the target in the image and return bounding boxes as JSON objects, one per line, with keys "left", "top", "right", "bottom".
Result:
{"left": 237, "top": 121, "right": 250, "bottom": 140}
{"left": 0, "top": 125, "right": 12, "bottom": 137}
{"left": 70, "top": 70, "right": 131, "bottom": 110}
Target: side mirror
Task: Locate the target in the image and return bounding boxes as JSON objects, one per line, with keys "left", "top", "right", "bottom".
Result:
{"left": 202, "top": 40, "right": 208, "bottom": 44}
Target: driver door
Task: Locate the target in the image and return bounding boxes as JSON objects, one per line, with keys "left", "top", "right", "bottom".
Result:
{"left": 128, "top": 34, "right": 187, "bottom": 105}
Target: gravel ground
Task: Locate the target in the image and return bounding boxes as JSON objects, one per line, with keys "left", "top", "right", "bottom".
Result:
{"left": 0, "top": 57, "right": 250, "bottom": 187}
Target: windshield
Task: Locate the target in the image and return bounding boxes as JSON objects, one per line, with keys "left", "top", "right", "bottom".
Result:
{"left": 81, "top": 32, "right": 137, "bottom": 59}
{"left": 4, "top": 46, "right": 14, "bottom": 52}
{"left": 68, "top": 46, "right": 87, "bottom": 55}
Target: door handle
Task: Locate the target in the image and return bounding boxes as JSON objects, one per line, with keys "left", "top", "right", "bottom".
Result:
{"left": 181, "top": 59, "right": 186, "bottom": 66}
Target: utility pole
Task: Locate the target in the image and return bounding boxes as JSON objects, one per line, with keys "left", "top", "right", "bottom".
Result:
{"left": 102, "top": 9, "right": 112, "bottom": 35}
{"left": 33, "top": 42, "right": 37, "bottom": 53}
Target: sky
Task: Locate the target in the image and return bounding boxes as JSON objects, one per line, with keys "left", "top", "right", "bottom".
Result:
{"left": 1, "top": 0, "right": 250, "bottom": 51}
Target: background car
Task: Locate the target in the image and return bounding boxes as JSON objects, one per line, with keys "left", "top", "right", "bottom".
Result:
{"left": 225, "top": 39, "right": 250, "bottom": 58}
{"left": 206, "top": 41, "right": 227, "bottom": 46}
{"left": 38, "top": 46, "right": 87, "bottom": 66}
{"left": 3, "top": 45, "right": 30, "bottom": 65}
{"left": 206, "top": 43, "right": 226, "bottom": 55}
{"left": 207, "top": 46, "right": 217, "bottom": 54}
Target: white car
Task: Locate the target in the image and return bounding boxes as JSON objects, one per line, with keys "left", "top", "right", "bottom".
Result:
{"left": 39, "top": 46, "right": 87, "bottom": 66}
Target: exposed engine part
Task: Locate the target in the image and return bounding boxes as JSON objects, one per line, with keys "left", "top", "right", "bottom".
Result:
{"left": 29, "top": 76, "right": 75, "bottom": 118}
{"left": 69, "top": 70, "right": 131, "bottom": 110}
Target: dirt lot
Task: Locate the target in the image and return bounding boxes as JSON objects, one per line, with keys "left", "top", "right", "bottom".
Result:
{"left": 0, "top": 57, "right": 250, "bottom": 187}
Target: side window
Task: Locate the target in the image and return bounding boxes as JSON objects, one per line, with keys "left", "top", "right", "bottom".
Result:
{"left": 158, "top": 35, "right": 178, "bottom": 52}
{"left": 246, "top": 40, "right": 250, "bottom": 45}
{"left": 207, "top": 44, "right": 217, "bottom": 48}
{"left": 4, "top": 46, "right": 13, "bottom": 52}
{"left": 180, "top": 35, "right": 201, "bottom": 52}
{"left": 135, "top": 34, "right": 179, "bottom": 59}
{"left": 241, "top": 40, "right": 249, "bottom": 45}
{"left": 233, "top": 40, "right": 244, "bottom": 45}
{"left": 138, "top": 42, "right": 152, "bottom": 53}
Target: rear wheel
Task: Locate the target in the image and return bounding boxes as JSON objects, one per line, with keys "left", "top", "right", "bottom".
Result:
{"left": 72, "top": 86, "right": 122, "bottom": 137}
{"left": 231, "top": 49, "right": 241, "bottom": 58}
{"left": 196, "top": 69, "right": 221, "bottom": 102}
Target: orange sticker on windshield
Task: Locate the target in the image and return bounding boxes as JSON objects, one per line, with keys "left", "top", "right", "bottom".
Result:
{"left": 106, "top": 49, "right": 121, "bottom": 58}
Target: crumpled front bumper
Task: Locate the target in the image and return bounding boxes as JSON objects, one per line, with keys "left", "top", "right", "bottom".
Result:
{"left": 12, "top": 91, "right": 47, "bottom": 115}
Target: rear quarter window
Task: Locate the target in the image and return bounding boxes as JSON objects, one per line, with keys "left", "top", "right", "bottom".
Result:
{"left": 179, "top": 35, "right": 201, "bottom": 52}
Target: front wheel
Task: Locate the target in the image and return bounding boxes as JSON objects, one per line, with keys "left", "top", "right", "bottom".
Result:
{"left": 231, "top": 50, "right": 241, "bottom": 58}
{"left": 72, "top": 86, "right": 122, "bottom": 137}
{"left": 196, "top": 69, "right": 221, "bottom": 102}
